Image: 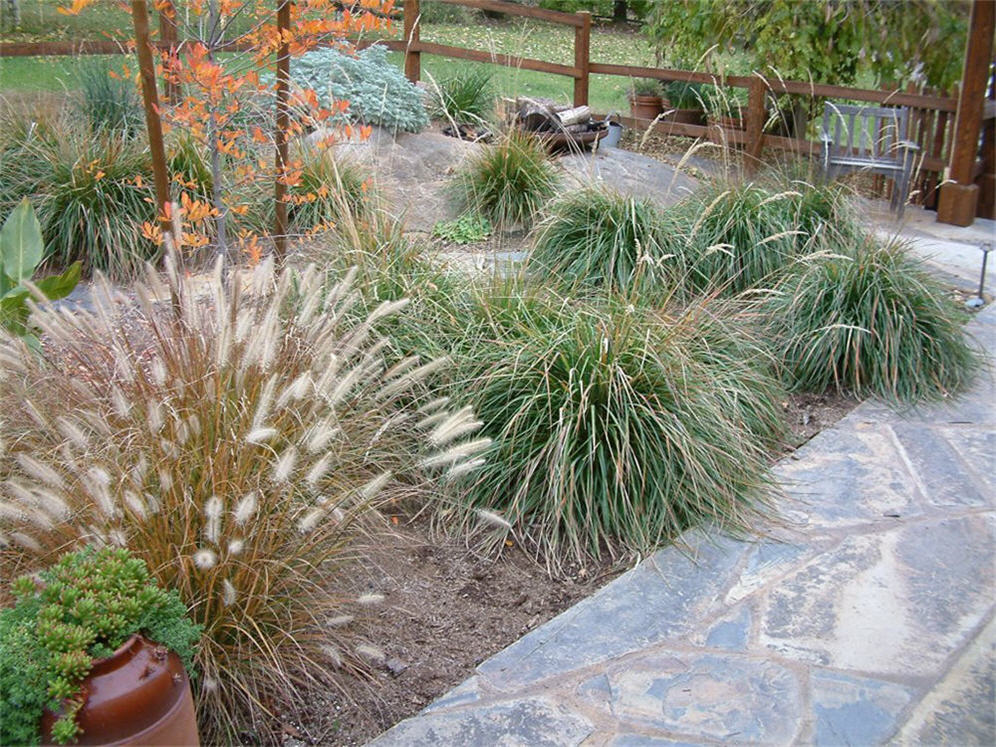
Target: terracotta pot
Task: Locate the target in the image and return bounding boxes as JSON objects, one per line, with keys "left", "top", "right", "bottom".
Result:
{"left": 661, "top": 107, "right": 706, "bottom": 126}
{"left": 628, "top": 93, "right": 663, "bottom": 121}
{"left": 707, "top": 115, "right": 745, "bottom": 144}
{"left": 42, "top": 635, "right": 199, "bottom": 746}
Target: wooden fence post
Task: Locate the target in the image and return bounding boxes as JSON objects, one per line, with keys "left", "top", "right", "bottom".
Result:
{"left": 745, "top": 76, "right": 766, "bottom": 169}
{"left": 403, "top": 0, "right": 421, "bottom": 83}
{"left": 573, "top": 10, "right": 590, "bottom": 107}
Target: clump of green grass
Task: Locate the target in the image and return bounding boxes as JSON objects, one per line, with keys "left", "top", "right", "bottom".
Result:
{"left": 286, "top": 145, "right": 371, "bottom": 233}
{"left": 74, "top": 56, "right": 143, "bottom": 137}
{"left": 680, "top": 177, "right": 855, "bottom": 294}
{"left": 455, "top": 129, "right": 558, "bottom": 230}
{"left": 529, "top": 188, "right": 684, "bottom": 295}
{"left": 37, "top": 126, "right": 156, "bottom": 278}
{"left": 766, "top": 235, "right": 979, "bottom": 404}
{"left": 444, "top": 291, "right": 783, "bottom": 568}
{"left": 430, "top": 68, "right": 494, "bottom": 123}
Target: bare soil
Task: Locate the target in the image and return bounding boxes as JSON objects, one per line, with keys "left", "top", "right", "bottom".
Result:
{"left": 284, "top": 389, "right": 860, "bottom": 747}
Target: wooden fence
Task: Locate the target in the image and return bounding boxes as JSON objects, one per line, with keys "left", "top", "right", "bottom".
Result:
{"left": 2, "top": 0, "right": 989, "bottom": 210}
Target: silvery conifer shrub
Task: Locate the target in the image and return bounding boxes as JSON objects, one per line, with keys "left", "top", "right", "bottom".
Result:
{"left": 0, "top": 257, "right": 488, "bottom": 742}
{"left": 290, "top": 45, "right": 429, "bottom": 133}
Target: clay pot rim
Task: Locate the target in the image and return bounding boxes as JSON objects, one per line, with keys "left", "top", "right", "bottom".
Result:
{"left": 89, "top": 633, "right": 146, "bottom": 676}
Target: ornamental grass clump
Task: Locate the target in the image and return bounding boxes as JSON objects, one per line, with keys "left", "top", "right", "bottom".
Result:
{"left": 680, "top": 178, "right": 854, "bottom": 294}
{"left": 430, "top": 68, "right": 494, "bottom": 123}
{"left": 0, "top": 257, "right": 488, "bottom": 741}
{"left": 455, "top": 129, "right": 558, "bottom": 230}
{"left": 36, "top": 124, "right": 157, "bottom": 279}
{"left": 529, "top": 188, "right": 684, "bottom": 295}
{"left": 448, "top": 292, "right": 784, "bottom": 568}
{"left": 286, "top": 145, "right": 372, "bottom": 233}
{"left": 765, "top": 235, "right": 979, "bottom": 404}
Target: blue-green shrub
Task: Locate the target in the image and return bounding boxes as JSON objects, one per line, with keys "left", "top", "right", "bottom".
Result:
{"left": 291, "top": 45, "right": 429, "bottom": 133}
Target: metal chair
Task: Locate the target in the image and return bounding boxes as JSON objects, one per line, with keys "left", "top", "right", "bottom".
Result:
{"left": 820, "top": 103, "right": 920, "bottom": 217}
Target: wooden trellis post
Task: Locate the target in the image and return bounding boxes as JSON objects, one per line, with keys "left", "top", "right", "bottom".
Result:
{"left": 130, "top": 0, "right": 171, "bottom": 240}
{"left": 937, "top": 0, "right": 995, "bottom": 225}
{"left": 274, "top": 0, "right": 291, "bottom": 258}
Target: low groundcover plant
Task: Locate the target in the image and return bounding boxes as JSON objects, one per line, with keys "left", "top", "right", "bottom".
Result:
{"left": 0, "top": 256, "right": 488, "bottom": 741}
{"left": 0, "top": 546, "right": 201, "bottom": 746}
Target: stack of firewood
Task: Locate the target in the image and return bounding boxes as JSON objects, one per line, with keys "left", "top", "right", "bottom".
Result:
{"left": 504, "top": 97, "right": 607, "bottom": 152}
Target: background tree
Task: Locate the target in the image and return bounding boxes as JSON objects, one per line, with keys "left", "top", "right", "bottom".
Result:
{"left": 647, "top": 0, "right": 969, "bottom": 90}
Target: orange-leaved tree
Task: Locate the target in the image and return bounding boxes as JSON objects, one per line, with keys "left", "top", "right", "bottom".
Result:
{"left": 64, "top": 0, "right": 394, "bottom": 264}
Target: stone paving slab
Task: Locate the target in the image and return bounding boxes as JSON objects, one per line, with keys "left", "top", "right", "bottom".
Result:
{"left": 372, "top": 298, "right": 995, "bottom": 745}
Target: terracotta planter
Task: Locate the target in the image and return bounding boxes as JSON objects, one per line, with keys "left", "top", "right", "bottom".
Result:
{"left": 42, "top": 635, "right": 199, "bottom": 746}
{"left": 661, "top": 107, "right": 706, "bottom": 126}
{"left": 628, "top": 94, "right": 663, "bottom": 121}
{"left": 707, "top": 115, "right": 745, "bottom": 144}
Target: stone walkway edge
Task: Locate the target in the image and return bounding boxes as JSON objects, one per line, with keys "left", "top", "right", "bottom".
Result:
{"left": 372, "top": 243, "right": 995, "bottom": 745}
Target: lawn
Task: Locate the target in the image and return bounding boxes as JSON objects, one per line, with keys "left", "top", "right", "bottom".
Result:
{"left": 1, "top": 9, "right": 656, "bottom": 113}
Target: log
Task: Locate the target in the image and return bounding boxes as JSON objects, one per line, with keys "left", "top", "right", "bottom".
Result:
{"left": 556, "top": 105, "right": 591, "bottom": 127}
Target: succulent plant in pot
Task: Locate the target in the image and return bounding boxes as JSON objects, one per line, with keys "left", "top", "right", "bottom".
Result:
{"left": 0, "top": 546, "right": 202, "bottom": 746}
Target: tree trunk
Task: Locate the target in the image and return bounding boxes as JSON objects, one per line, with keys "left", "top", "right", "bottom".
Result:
{"left": 613, "top": 1, "right": 627, "bottom": 22}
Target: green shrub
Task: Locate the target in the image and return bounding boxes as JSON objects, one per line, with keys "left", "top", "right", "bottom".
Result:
{"left": 290, "top": 45, "right": 429, "bottom": 133}
{"left": 74, "top": 56, "right": 143, "bottom": 137}
{"left": 0, "top": 259, "right": 487, "bottom": 742}
{"left": 36, "top": 126, "right": 157, "bottom": 279}
{"left": 455, "top": 130, "right": 558, "bottom": 230}
{"left": 0, "top": 547, "right": 201, "bottom": 746}
{"left": 765, "top": 236, "right": 979, "bottom": 404}
{"left": 529, "top": 188, "right": 684, "bottom": 295}
{"left": 431, "top": 68, "right": 494, "bottom": 123}
{"left": 630, "top": 77, "right": 662, "bottom": 96}
{"left": 439, "top": 289, "right": 783, "bottom": 568}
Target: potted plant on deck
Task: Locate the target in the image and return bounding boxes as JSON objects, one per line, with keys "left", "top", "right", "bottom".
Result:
{"left": 661, "top": 80, "right": 707, "bottom": 126}
{"left": 628, "top": 77, "right": 664, "bottom": 120}
{"left": 705, "top": 86, "right": 748, "bottom": 143}
{"left": 0, "top": 546, "right": 202, "bottom": 746}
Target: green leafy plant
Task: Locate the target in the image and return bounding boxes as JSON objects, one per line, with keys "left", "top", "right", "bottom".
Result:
{"left": 290, "top": 45, "right": 429, "bottom": 133}
{"left": 431, "top": 68, "right": 494, "bottom": 123}
{"left": 0, "top": 546, "right": 201, "bottom": 746}
{"left": 764, "top": 235, "right": 979, "bottom": 404}
{"left": 443, "top": 292, "right": 783, "bottom": 568}
{"left": 454, "top": 130, "right": 558, "bottom": 230}
{"left": 630, "top": 77, "right": 662, "bottom": 97}
{"left": 0, "top": 257, "right": 487, "bottom": 742}
{"left": 0, "top": 198, "right": 81, "bottom": 347}
{"left": 529, "top": 188, "right": 684, "bottom": 295}
{"left": 663, "top": 80, "right": 706, "bottom": 110}
{"left": 432, "top": 213, "right": 492, "bottom": 244}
